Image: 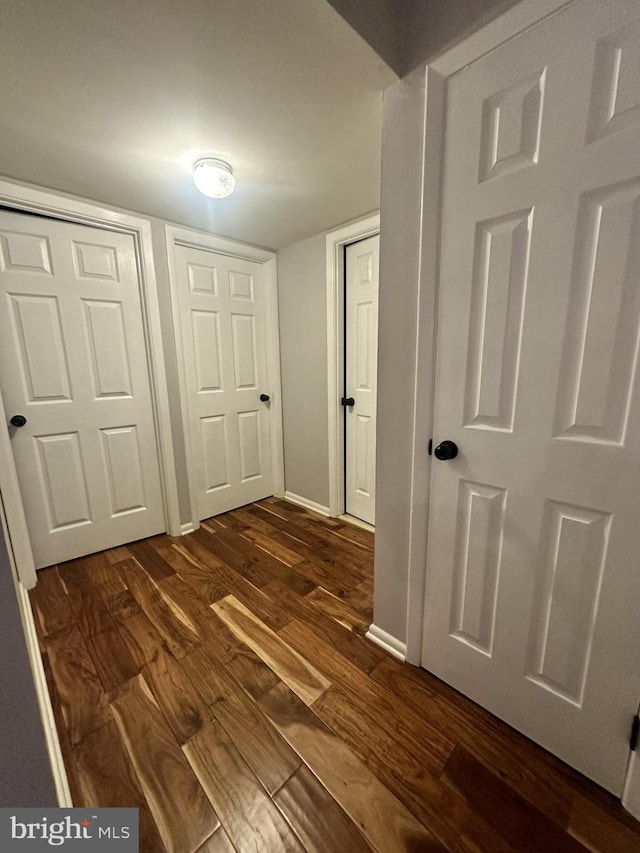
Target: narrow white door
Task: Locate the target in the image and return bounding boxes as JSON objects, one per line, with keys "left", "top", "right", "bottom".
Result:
{"left": 345, "top": 235, "right": 379, "bottom": 525}
{"left": 422, "top": 0, "right": 640, "bottom": 794}
{"left": 175, "top": 245, "right": 273, "bottom": 519}
{"left": 0, "top": 211, "right": 165, "bottom": 568}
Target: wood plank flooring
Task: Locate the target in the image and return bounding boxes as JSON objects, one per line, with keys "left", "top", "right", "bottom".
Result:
{"left": 30, "top": 497, "right": 640, "bottom": 852}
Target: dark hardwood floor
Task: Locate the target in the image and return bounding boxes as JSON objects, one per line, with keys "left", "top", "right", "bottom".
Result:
{"left": 30, "top": 498, "right": 640, "bottom": 852}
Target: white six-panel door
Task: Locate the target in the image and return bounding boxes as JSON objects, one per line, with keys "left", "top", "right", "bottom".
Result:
{"left": 421, "top": 0, "right": 640, "bottom": 793}
{"left": 0, "top": 211, "right": 165, "bottom": 568}
{"left": 175, "top": 245, "right": 273, "bottom": 520}
{"left": 345, "top": 235, "right": 379, "bottom": 525}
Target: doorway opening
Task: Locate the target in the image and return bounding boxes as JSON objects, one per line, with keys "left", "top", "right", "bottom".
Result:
{"left": 326, "top": 214, "right": 380, "bottom": 526}
{"left": 342, "top": 235, "right": 379, "bottom": 527}
{"left": 0, "top": 181, "right": 181, "bottom": 587}
{"left": 0, "top": 208, "right": 168, "bottom": 570}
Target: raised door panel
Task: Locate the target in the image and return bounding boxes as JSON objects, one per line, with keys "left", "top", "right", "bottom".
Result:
{"left": 450, "top": 481, "right": 506, "bottom": 656}
{"left": 188, "top": 262, "right": 218, "bottom": 295}
{"left": 527, "top": 501, "right": 611, "bottom": 705}
{"left": 34, "top": 432, "right": 92, "bottom": 532}
{"left": 229, "top": 269, "right": 254, "bottom": 301}
{"left": 355, "top": 302, "right": 375, "bottom": 393}
{"left": 193, "top": 311, "right": 224, "bottom": 394}
{"left": 72, "top": 241, "right": 120, "bottom": 282}
{"left": 100, "top": 426, "right": 147, "bottom": 517}
{"left": 7, "top": 293, "right": 72, "bottom": 402}
{"left": 238, "top": 411, "right": 262, "bottom": 481}
{"left": 353, "top": 415, "right": 373, "bottom": 499}
{"left": 201, "top": 415, "right": 231, "bottom": 494}
{"left": 0, "top": 230, "right": 53, "bottom": 275}
{"left": 554, "top": 181, "right": 640, "bottom": 444}
{"left": 231, "top": 314, "right": 258, "bottom": 391}
{"left": 478, "top": 69, "right": 545, "bottom": 182}
{"left": 464, "top": 210, "right": 532, "bottom": 431}
{"left": 82, "top": 300, "right": 133, "bottom": 399}
{"left": 587, "top": 19, "right": 640, "bottom": 142}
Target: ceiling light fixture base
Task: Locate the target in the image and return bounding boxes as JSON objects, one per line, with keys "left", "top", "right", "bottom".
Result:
{"left": 192, "top": 158, "right": 236, "bottom": 199}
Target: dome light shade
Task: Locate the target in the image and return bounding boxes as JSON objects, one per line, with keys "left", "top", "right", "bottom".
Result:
{"left": 192, "top": 158, "right": 236, "bottom": 198}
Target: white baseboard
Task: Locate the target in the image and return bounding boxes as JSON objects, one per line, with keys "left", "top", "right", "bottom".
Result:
{"left": 366, "top": 623, "right": 407, "bottom": 661}
{"left": 16, "top": 583, "right": 72, "bottom": 807}
{"left": 338, "top": 514, "right": 375, "bottom": 533}
{"left": 283, "top": 491, "right": 331, "bottom": 517}
{"left": 179, "top": 522, "right": 198, "bottom": 535}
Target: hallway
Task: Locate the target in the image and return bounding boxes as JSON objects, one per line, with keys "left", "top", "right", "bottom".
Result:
{"left": 30, "top": 499, "right": 640, "bottom": 851}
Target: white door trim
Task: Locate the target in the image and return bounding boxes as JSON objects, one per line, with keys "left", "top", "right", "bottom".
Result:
{"left": 402, "top": 66, "right": 445, "bottom": 666}
{"left": 0, "top": 363, "right": 37, "bottom": 588}
{"left": 165, "top": 223, "right": 284, "bottom": 531}
{"left": 0, "top": 178, "right": 182, "bottom": 588}
{"left": 326, "top": 213, "right": 380, "bottom": 518}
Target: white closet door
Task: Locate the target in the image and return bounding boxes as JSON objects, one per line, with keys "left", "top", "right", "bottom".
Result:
{"left": 422, "top": 0, "right": 640, "bottom": 794}
{"left": 175, "top": 245, "right": 273, "bottom": 519}
{"left": 0, "top": 211, "right": 165, "bottom": 568}
{"left": 345, "top": 235, "right": 379, "bottom": 525}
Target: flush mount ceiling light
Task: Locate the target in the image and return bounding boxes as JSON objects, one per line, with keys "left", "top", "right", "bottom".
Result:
{"left": 192, "top": 158, "right": 236, "bottom": 199}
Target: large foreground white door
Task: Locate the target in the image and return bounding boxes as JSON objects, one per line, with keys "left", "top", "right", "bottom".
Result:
{"left": 175, "top": 245, "right": 273, "bottom": 519}
{"left": 422, "top": 0, "right": 640, "bottom": 793}
{"left": 345, "top": 235, "right": 379, "bottom": 525}
{"left": 0, "top": 211, "right": 165, "bottom": 568}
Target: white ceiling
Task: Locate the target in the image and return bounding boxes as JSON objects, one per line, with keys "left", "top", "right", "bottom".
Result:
{"left": 0, "top": 0, "right": 396, "bottom": 250}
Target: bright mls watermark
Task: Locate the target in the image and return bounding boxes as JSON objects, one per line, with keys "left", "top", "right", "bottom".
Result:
{"left": 1, "top": 809, "right": 138, "bottom": 850}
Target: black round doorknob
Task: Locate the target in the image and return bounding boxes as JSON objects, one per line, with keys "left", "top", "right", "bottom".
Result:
{"left": 434, "top": 440, "right": 458, "bottom": 460}
{"left": 260, "top": 394, "right": 270, "bottom": 402}
{"left": 10, "top": 414, "right": 27, "bottom": 427}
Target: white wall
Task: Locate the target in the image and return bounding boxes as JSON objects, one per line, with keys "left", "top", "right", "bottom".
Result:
{"left": 277, "top": 233, "right": 331, "bottom": 509}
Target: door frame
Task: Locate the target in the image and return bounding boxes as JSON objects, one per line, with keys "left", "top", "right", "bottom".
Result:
{"left": 394, "top": 0, "right": 640, "bottom": 817}
{"left": 165, "top": 223, "right": 284, "bottom": 531}
{"left": 325, "top": 213, "right": 380, "bottom": 519}
{"left": 0, "top": 177, "right": 182, "bottom": 587}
